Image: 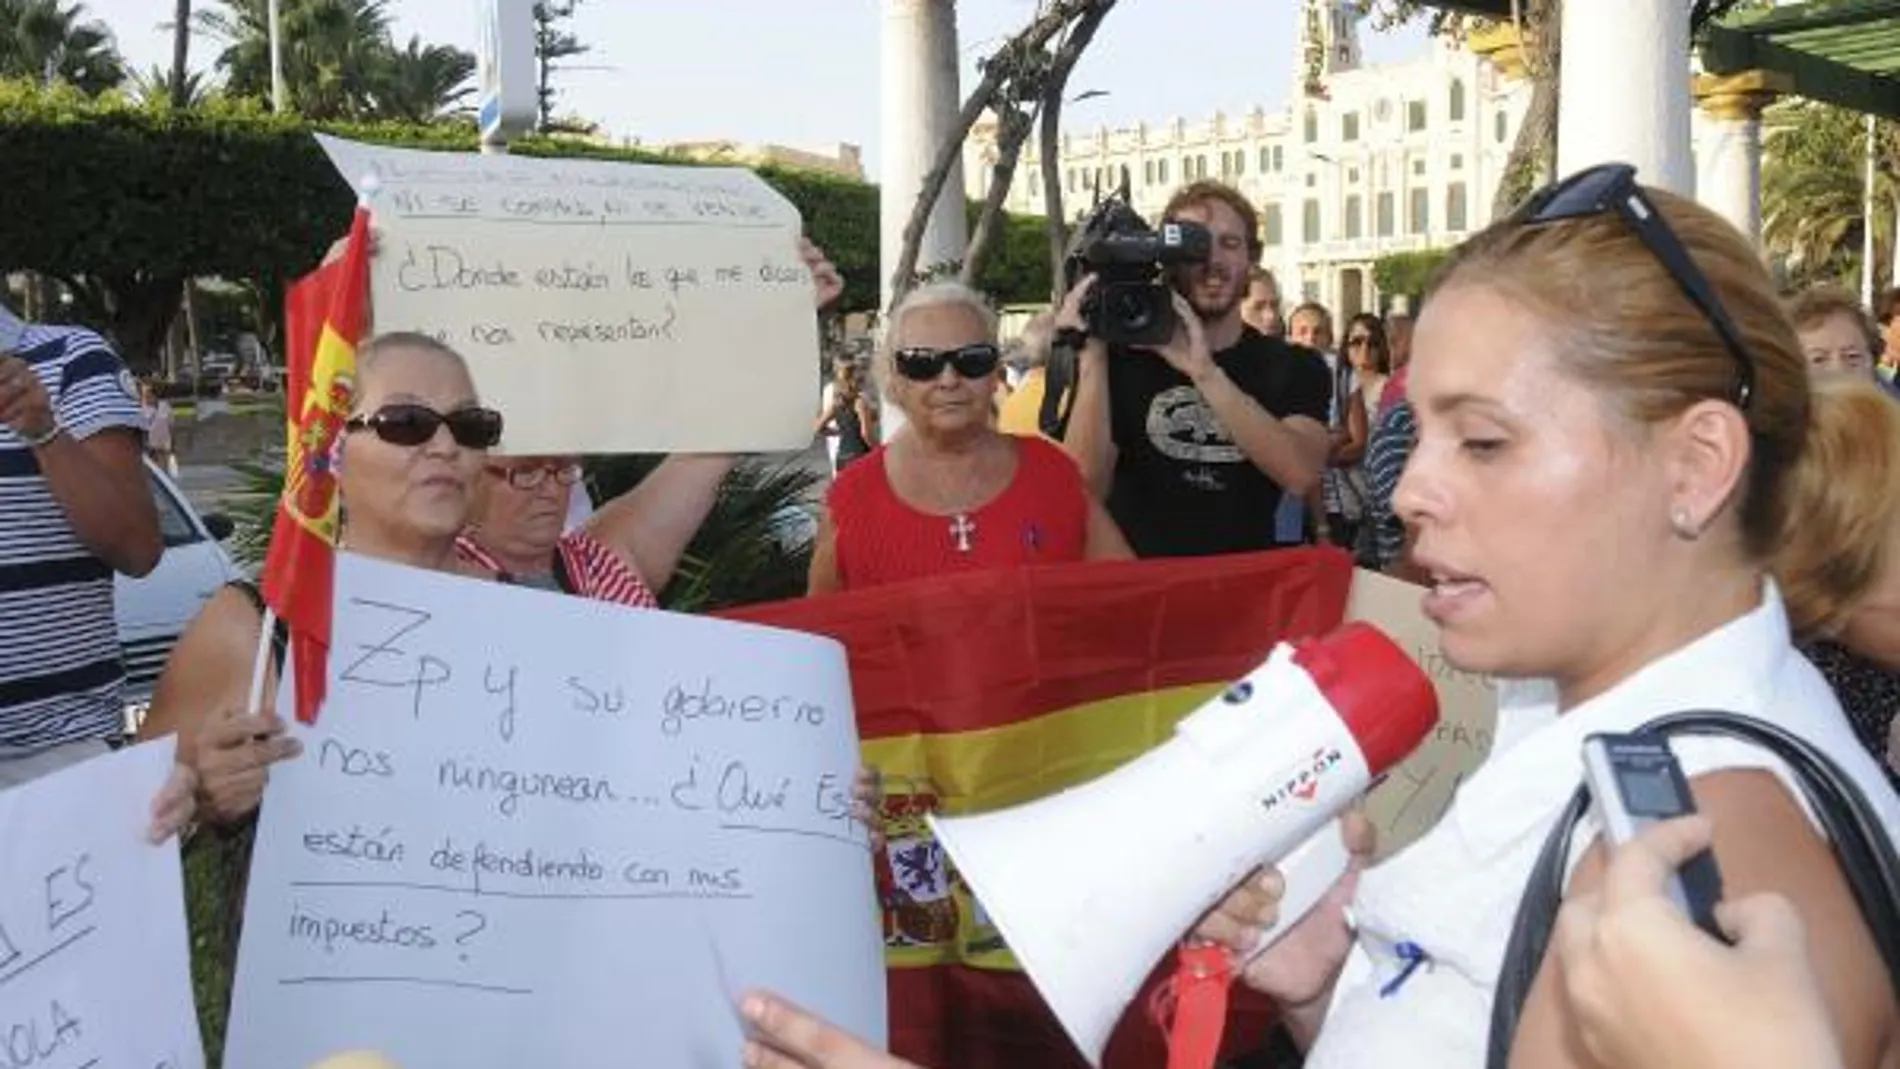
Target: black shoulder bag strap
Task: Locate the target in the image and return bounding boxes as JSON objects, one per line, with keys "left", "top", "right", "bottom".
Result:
{"left": 1486, "top": 710, "right": 1900, "bottom": 1069}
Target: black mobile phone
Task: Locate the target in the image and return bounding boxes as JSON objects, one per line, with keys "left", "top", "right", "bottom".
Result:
{"left": 1580, "top": 732, "right": 1728, "bottom": 943}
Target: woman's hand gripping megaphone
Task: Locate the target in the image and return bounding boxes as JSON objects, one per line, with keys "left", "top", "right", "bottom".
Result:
{"left": 1192, "top": 812, "right": 1376, "bottom": 1020}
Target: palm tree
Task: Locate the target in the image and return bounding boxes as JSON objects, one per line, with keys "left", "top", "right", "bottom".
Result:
{"left": 367, "top": 35, "right": 476, "bottom": 124}
{"left": 196, "top": 0, "right": 391, "bottom": 119}
{"left": 170, "top": 0, "right": 191, "bottom": 106}
{"left": 0, "top": 0, "right": 126, "bottom": 93}
{"left": 1763, "top": 101, "right": 1900, "bottom": 292}
{"left": 129, "top": 63, "right": 213, "bottom": 106}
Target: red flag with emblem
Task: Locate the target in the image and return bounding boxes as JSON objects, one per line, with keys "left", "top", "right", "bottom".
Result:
{"left": 262, "top": 206, "right": 370, "bottom": 725}
{"left": 725, "top": 548, "right": 1355, "bottom": 1069}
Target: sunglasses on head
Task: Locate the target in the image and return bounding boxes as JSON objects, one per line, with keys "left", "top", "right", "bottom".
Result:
{"left": 1509, "top": 163, "right": 1755, "bottom": 410}
{"left": 346, "top": 403, "right": 504, "bottom": 449}
{"left": 894, "top": 343, "right": 1001, "bottom": 382}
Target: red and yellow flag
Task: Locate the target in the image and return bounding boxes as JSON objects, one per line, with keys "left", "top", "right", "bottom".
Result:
{"left": 727, "top": 547, "right": 1354, "bottom": 1069}
{"left": 263, "top": 206, "right": 371, "bottom": 726}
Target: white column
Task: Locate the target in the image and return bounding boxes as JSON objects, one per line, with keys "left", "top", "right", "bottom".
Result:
{"left": 1692, "top": 72, "right": 1786, "bottom": 246}
{"left": 878, "top": 0, "right": 967, "bottom": 442}
{"left": 1557, "top": 0, "right": 1694, "bottom": 195}
{"left": 879, "top": 0, "right": 968, "bottom": 308}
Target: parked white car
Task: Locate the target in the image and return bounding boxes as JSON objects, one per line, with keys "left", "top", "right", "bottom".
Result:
{"left": 116, "top": 459, "right": 243, "bottom": 724}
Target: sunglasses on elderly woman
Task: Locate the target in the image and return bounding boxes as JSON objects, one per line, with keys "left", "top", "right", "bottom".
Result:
{"left": 345, "top": 403, "right": 504, "bottom": 449}
{"left": 894, "top": 343, "right": 1002, "bottom": 382}
{"left": 1508, "top": 162, "right": 1756, "bottom": 410}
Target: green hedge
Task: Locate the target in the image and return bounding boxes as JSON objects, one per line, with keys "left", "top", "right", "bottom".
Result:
{"left": 1371, "top": 247, "right": 1455, "bottom": 308}
{"left": 0, "top": 82, "right": 1052, "bottom": 350}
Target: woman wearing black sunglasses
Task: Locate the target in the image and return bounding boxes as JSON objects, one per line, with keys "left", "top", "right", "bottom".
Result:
{"left": 140, "top": 332, "right": 510, "bottom": 828}
{"left": 806, "top": 281, "right": 1131, "bottom": 594}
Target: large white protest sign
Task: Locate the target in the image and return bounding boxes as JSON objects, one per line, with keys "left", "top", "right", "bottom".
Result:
{"left": 314, "top": 134, "right": 821, "bottom": 456}
{"left": 0, "top": 739, "right": 203, "bottom": 1069}
{"left": 1348, "top": 568, "right": 1499, "bottom": 860}
{"left": 227, "top": 553, "right": 885, "bottom": 1069}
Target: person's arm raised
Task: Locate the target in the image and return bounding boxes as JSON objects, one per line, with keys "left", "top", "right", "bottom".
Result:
{"left": 1506, "top": 770, "right": 1897, "bottom": 1069}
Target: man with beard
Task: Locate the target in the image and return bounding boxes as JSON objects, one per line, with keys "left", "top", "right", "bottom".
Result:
{"left": 1058, "top": 180, "right": 1332, "bottom": 557}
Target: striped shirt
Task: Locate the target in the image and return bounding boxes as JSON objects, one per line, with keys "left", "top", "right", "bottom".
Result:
{"left": 1, "top": 324, "right": 145, "bottom": 755}
{"left": 1363, "top": 398, "right": 1417, "bottom": 570}
{"left": 453, "top": 530, "right": 658, "bottom": 608}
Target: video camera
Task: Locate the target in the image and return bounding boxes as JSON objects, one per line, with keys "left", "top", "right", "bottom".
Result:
{"left": 1063, "top": 179, "right": 1211, "bottom": 347}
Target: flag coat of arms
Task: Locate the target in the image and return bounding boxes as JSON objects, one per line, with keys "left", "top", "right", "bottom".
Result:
{"left": 727, "top": 547, "right": 1354, "bottom": 1068}
{"left": 262, "top": 205, "right": 372, "bottom": 726}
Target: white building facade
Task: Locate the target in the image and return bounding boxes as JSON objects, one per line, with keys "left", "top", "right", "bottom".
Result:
{"left": 963, "top": 2, "right": 1534, "bottom": 318}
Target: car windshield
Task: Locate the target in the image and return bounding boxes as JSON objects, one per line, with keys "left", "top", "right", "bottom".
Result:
{"left": 151, "top": 470, "right": 203, "bottom": 548}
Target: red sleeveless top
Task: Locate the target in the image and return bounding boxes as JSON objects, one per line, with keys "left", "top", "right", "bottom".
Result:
{"left": 829, "top": 436, "right": 1090, "bottom": 591}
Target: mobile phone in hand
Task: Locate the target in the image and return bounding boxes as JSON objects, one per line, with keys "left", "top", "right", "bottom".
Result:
{"left": 1581, "top": 731, "right": 1728, "bottom": 942}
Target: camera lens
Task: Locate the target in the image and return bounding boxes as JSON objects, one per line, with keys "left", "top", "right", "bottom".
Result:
{"left": 1114, "top": 289, "right": 1152, "bottom": 331}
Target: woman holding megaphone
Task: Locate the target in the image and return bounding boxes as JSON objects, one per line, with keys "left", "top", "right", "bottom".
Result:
{"left": 740, "top": 166, "right": 1900, "bottom": 1069}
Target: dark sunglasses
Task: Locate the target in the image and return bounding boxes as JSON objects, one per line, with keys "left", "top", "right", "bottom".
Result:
{"left": 1509, "top": 163, "right": 1755, "bottom": 410}
{"left": 894, "top": 343, "right": 1001, "bottom": 382}
{"left": 346, "top": 403, "right": 504, "bottom": 449}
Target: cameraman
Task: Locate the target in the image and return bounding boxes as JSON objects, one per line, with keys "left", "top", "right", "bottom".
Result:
{"left": 1057, "top": 180, "right": 1332, "bottom": 557}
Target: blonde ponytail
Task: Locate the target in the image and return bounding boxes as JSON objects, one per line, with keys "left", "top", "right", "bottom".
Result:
{"left": 1773, "top": 376, "right": 1900, "bottom": 636}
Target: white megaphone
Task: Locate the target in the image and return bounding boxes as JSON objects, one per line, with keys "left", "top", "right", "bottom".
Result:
{"left": 928, "top": 621, "right": 1439, "bottom": 1066}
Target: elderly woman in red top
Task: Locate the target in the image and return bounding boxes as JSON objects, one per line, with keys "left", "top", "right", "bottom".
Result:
{"left": 808, "top": 280, "right": 1130, "bottom": 593}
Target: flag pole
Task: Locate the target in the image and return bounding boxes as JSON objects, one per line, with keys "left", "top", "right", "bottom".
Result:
{"left": 247, "top": 606, "right": 279, "bottom": 715}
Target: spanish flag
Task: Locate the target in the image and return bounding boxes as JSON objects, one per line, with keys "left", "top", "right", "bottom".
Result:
{"left": 727, "top": 547, "right": 1353, "bottom": 1069}
{"left": 262, "top": 206, "right": 371, "bottom": 726}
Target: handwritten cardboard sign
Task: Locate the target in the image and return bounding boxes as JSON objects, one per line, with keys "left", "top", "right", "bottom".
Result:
{"left": 226, "top": 553, "right": 885, "bottom": 1068}
{"left": 1347, "top": 568, "right": 1499, "bottom": 861}
{"left": 0, "top": 739, "right": 203, "bottom": 1069}
{"left": 314, "top": 134, "right": 821, "bottom": 456}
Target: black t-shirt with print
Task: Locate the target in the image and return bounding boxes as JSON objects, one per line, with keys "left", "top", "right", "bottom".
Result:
{"left": 1105, "top": 328, "right": 1332, "bottom": 557}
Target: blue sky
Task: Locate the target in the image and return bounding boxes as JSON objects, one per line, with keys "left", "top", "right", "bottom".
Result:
{"left": 90, "top": 0, "right": 1429, "bottom": 173}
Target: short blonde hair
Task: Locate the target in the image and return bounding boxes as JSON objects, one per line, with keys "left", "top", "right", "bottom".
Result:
{"left": 1774, "top": 375, "right": 1900, "bottom": 635}
{"left": 874, "top": 280, "right": 999, "bottom": 395}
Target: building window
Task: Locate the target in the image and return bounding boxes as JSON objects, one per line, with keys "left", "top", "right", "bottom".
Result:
{"left": 1262, "top": 202, "right": 1283, "bottom": 246}
{"left": 1344, "top": 195, "right": 1363, "bottom": 239}
{"left": 1447, "top": 182, "right": 1469, "bottom": 231}
{"left": 1259, "top": 146, "right": 1271, "bottom": 172}
{"left": 1495, "top": 110, "right": 1509, "bottom": 143}
{"left": 1348, "top": 167, "right": 1360, "bottom": 184}
{"left": 1342, "top": 112, "right": 1360, "bottom": 142}
{"left": 1412, "top": 158, "right": 1426, "bottom": 177}
{"left": 1376, "top": 191, "right": 1395, "bottom": 237}
{"left": 1158, "top": 158, "right": 1170, "bottom": 184}
{"left": 1303, "top": 109, "right": 1318, "bottom": 143}
{"left": 1197, "top": 153, "right": 1208, "bottom": 178}
{"left": 1302, "top": 198, "right": 1321, "bottom": 243}
{"left": 1273, "top": 145, "right": 1284, "bottom": 170}
{"left": 1407, "top": 100, "right": 1426, "bottom": 132}
{"left": 1450, "top": 153, "right": 1463, "bottom": 171}
{"left": 1306, "top": 173, "right": 1317, "bottom": 188}
{"left": 1449, "top": 79, "right": 1467, "bottom": 122}
{"left": 1233, "top": 150, "right": 1245, "bottom": 176}
{"left": 1144, "top": 159, "right": 1155, "bottom": 185}
{"left": 1410, "top": 187, "right": 1429, "bottom": 234}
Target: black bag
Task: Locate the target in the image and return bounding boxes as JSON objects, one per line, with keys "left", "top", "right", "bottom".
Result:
{"left": 1486, "top": 710, "right": 1900, "bottom": 1069}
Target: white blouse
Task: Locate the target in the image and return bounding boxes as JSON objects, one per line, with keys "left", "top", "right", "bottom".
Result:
{"left": 1305, "top": 582, "right": 1900, "bottom": 1069}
